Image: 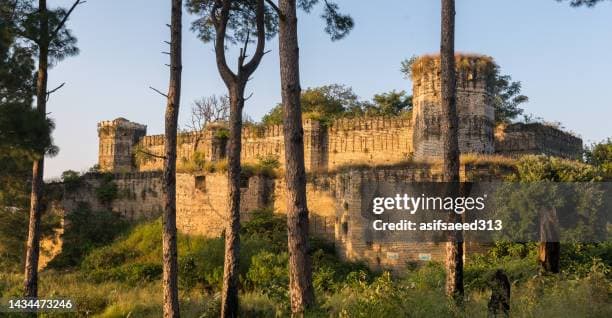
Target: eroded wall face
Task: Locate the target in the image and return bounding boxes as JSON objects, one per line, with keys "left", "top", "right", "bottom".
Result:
{"left": 495, "top": 123, "right": 583, "bottom": 160}
{"left": 62, "top": 172, "right": 164, "bottom": 220}
{"left": 175, "top": 173, "right": 273, "bottom": 237}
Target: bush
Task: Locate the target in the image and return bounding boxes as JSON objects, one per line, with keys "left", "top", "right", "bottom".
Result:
{"left": 49, "top": 204, "right": 128, "bottom": 268}
{"left": 95, "top": 173, "right": 118, "bottom": 205}
{"left": 241, "top": 208, "right": 287, "bottom": 251}
{"left": 245, "top": 251, "right": 289, "bottom": 303}
{"left": 61, "top": 170, "right": 81, "bottom": 192}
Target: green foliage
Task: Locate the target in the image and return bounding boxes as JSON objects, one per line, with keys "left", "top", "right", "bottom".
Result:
{"left": 245, "top": 251, "right": 289, "bottom": 302}
{"left": 242, "top": 154, "right": 281, "bottom": 178}
{"left": 214, "top": 127, "right": 230, "bottom": 139}
{"left": 187, "top": 0, "right": 279, "bottom": 45}
{"left": 364, "top": 90, "right": 412, "bottom": 116}
{"left": 0, "top": 208, "right": 60, "bottom": 272}
{"left": 48, "top": 203, "right": 128, "bottom": 268}
{"left": 133, "top": 144, "right": 156, "bottom": 168}
{"left": 492, "top": 73, "right": 529, "bottom": 124}
{"left": 558, "top": 0, "right": 610, "bottom": 7}
{"left": 61, "top": 169, "right": 81, "bottom": 191}
{"left": 262, "top": 85, "right": 412, "bottom": 126}
{"left": 240, "top": 208, "right": 287, "bottom": 251}
{"left": 262, "top": 84, "right": 364, "bottom": 125}
{"left": 509, "top": 155, "right": 602, "bottom": 182}
{"left": 494, "top": 156, "right": 608, "bottom": 242}
{"left": 585, "top": 138, "right": 612, "bottom": 179}
{"left": 187, "top": 0, "right": 352, "bottom": 47}
{"left": 13, "top": 1, "right": 80, "bottom": 66}
{"left": 95, "top": 173, "right": 118, "bottom": 205}
{"left": 0, "top": 1, "right": 35, "bottom": 105}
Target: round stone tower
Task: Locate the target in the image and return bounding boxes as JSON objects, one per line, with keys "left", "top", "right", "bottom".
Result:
{"left": 98, "top": 118, "right": 147, "bottom": 172}
{"left": 411, "top": 54, "right": 496, "bottom": 161}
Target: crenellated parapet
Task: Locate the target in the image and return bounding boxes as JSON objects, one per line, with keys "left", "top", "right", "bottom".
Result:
{"left": 495, "top": 123, "right": 583, "bottom": 160}
{"left": 98, "top": 53, "right": 583, "bottom": 174}
{"left": 327, "top": 116, "right": 411, "bottom": 133}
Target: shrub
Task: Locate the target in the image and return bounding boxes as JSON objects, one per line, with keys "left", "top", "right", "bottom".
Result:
{"left": 245, "top": 251, "right": 289, "bottom": 303}
{"left": 61, "top": 170, "right": 81, "bottom": 192}
{"left": 48, "top": 204, "right": 128, "bottom": 268}
{"left": 95, "top": 174, "right": 118, "bottom": 205}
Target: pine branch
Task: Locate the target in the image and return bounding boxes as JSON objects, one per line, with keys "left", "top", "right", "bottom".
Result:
{"left": 49, "top": 0, "right": 86, "bottom": 42}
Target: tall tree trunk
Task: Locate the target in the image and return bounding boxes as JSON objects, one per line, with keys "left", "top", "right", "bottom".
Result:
{"left": 24, "top": 0, "right": 49, "bottom": 298}
{"left": 162, "top": 0, "right": 182, "bottom": 317}
{"left": 220, "top": 84, "right": 244, "bottom": 318}
{"left": 211, "top": 2, "right": 266, "bottom": 316}
{"left": 440, "top": 0, "right": 463, "bottom": 305}
{"left": 538, "top": 207, "right": 560, "bottom": 273}
{"left": 278, "top": 0, "right": 315, "bottom": 314}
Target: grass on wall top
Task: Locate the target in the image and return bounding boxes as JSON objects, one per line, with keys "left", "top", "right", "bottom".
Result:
{"left": 410, "top": 53, "right": 498, "bottom": 87}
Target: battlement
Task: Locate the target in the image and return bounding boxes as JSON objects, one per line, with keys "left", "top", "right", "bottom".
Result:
{"left": 327, "top": 116, "right": 412, "bottom": 132}
{"left": 97, "top": 117, "right": 147, "bottom": 131}
{"left": 97, "top": 54, "right": 583, "bottom": 174}
{"left": 242, "top": 124, "right": 284, "bottom": 139}
{"left": 495, "top": 122, "right": 583, "bottom": 160}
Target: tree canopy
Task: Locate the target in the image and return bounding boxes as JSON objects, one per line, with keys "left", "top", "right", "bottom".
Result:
{"left": 557, "top": 0, "right": 610, "bottom": 6}
{"left": 261, "top": 84, "right": 412, "bottom": 125}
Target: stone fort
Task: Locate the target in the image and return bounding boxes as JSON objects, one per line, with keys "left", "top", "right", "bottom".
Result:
{"left": 55, "top": 55, "right": 583, "bottom": 272}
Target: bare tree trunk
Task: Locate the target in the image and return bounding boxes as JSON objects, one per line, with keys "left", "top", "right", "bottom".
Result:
{"left": 538, "top": 207, "right": 560, "bottom": 273}
{"left": 24, "top": 0, "right": 49, "bottom": 298}
{"left": 162, "top": 0, "right": 182, "bottom": 317}
{"left": 220, "top": 85, "right": 245, "bottom": 318}
{"left": 440, "top": 0, "right": 463, "bottom": 305}
{"left": 277, "top": 0, "right": 315, "bottom": 314}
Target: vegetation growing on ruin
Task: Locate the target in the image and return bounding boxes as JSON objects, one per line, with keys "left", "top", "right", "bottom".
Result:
{"left": 95, "top": 173, "right": 119, "bottom": 205}
{"left": 241, "top": 154, "right": 281, "bottom": 179}
{"left": 408, "top": 54, "right": 497, "bottom": 86}
{"left": 61, "top": 169, "right": 81, "bottom": 192}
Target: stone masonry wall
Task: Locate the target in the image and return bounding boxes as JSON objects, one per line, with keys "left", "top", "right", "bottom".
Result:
{"left": 495, "top": 123, "right": 583, "bottom": 160}
{"left": 327, "top": 166, "right": 496, "bottom": 272}
{"left": 62, "top": 171, "right": 164, "bottom": 220}
{"left": 176, "top": 173, "right": 274, "bottom": 237}
{"left": 411, "top": 59, "right": 495, "bottom": 161}
{"left": 326, "top": 117, "right": 413, "bottom": 171}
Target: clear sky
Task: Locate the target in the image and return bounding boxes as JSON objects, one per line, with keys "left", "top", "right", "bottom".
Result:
{"left": 43, "top": 0, "right": 612, "bottom": 179}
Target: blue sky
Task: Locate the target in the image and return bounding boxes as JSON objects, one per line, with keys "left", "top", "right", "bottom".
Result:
{"left": 44, "top": 0, "right": 612, "bottom": 178}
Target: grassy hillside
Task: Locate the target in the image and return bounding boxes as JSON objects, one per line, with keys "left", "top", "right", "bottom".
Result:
{"left": 1, "top": 207, "right": 610, "bottom": 317}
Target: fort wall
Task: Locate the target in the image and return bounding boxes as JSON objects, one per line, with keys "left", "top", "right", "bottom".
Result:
{"left": 495, "top": 123, "right": 583, "bottom": 160}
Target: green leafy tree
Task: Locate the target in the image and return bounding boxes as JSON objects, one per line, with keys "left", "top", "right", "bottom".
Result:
{"left": 557, "top": 0, "right": 610, "bottom": 6}
{"left": 186, "top": 0, "right": 277, "bottom": 315}
{"left": 584, "top": 138, "right": 612, "bottom": 179}
{"left": 496, "top": 156, "right": 607, "bottom": 273}
{"left": 14, "top": 0, "right": 84, "bottom": 298}
{"left": 0, "top": 1, "right": 56, "bottom": 210}
{"left": 363, "top": 90, "right": 412, "bottom": 116}
{"left": 262, "top": 84, "right": 365, "bottom": 125}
